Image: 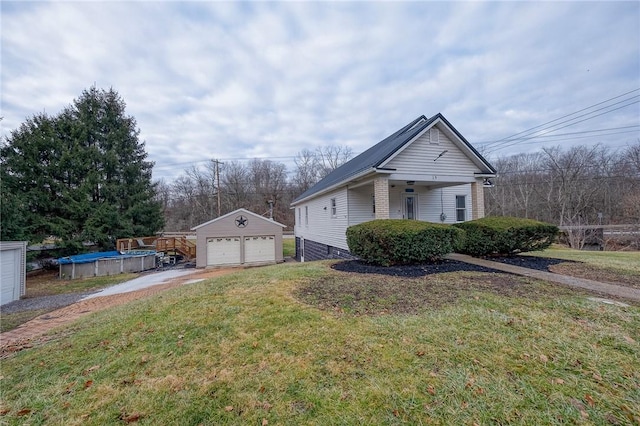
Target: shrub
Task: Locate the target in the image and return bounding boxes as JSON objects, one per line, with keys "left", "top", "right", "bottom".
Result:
{"left": 346, "top": 219, "right": 465, "bottom": 266}
{"left": 453, "top": 216, "right": 558, "bottom": 257}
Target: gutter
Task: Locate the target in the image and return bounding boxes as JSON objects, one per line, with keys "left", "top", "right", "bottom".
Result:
{"left": 291, "top": 168, "right": 376, "bottom": 206}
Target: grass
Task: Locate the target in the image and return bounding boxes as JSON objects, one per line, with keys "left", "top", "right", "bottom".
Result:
{"left": 282, "top": 237, "right": 295, "bottom": 258}
{"left": 523, "top": 246, "right": 640, "bottom": 289}
{"left": 0, "top": 309, "right": 52, "bottom": 333}
{"left": 1, "top": 261, "right": 639, "bottom": 425}
{"left": 524, "top": 245, "right": 640, "bottom": 275}
{"left": 25, "top": 270, "right": 140, "bottom": 298}
{"left": 1, "top": 271, "right": 140, "bottom": 333}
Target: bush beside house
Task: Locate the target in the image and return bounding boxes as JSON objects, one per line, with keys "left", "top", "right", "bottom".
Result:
{"left": 454, "top": 216, "right": 558, "bottom": 257}
{"left": 346, "top": 219, "right": 465, "bottom": 266}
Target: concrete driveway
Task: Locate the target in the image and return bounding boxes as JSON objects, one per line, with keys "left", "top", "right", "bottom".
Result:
{"left": 82, "top": 268, "right": 199, "bottom": 299}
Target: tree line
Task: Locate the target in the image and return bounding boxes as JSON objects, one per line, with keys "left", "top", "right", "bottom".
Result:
{"left": 156, "top": 145, "right": 353, "bottom": 231}
{"left": 485, "top": 142, "right": 640, "bottom": 228}
{"left": 3, "top": 85, "right": 638, "bottom": 253}
{"left": 1, "top": 87, "right": 163, "bottom": 253}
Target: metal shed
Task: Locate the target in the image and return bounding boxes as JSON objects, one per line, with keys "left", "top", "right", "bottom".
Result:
{"left": 0, "top": 241, "right": 27, "bottom": 306}
{"left": 192, "top": 208, "right": 286, "bottom": 268}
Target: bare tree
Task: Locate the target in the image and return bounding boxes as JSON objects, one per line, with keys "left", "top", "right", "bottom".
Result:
{"left": 484, "top": 143, "right": 640, "bottom": 249}
{"left": 220, "top": 160, "right": 251, "bottom": 212}
{"left": 292, "top": 148, "right": 319, "bottom": 194}
{"left": 315, "top": 145, "right": 353, "bottom": 178}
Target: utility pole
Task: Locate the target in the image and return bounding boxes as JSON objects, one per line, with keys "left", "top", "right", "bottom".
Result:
{"left": 212, "top": 159, "right": 223, "bottom": 217}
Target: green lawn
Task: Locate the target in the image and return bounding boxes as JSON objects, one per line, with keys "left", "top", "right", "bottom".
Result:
{"left": 524, "top": 245, "right": 640, "bottom": 275}
{"left": 1, "top": 261, "right": 639, "bottom": 425}
{"left": 1, "top": 272, "right": 140, "bottom": 333}
{"left": 282, "top": 237, "right": 295, "bottom": 258}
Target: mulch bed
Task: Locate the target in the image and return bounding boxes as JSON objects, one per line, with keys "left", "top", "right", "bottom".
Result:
{"left": 331, "top": 256, "right": 578, "bottom": 277}
{"left": 483, "top": 255, "right": 578, "bottom": 271}
{"left": 332, "top": 259, "right": 499, "bottom": 277}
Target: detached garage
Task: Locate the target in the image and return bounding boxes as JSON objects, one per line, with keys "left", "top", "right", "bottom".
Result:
{"left": 1, "top": 241, "right": 27, "bottom": 306}
{"left": 193, "top": 209, "right": 286, "bottom": 268}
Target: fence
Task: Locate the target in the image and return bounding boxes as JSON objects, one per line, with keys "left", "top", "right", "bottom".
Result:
{"left": 558, "top": 224, "right": 640, "bottom": 251}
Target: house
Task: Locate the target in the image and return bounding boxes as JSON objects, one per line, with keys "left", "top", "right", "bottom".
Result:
{"left": 290, "top": 113, "right": 497, "bottom": 261}
{"left": 192, "top": 208, "right": 286, "bottom": 268}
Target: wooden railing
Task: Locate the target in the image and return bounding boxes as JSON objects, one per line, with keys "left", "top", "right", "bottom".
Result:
{"left": 116, "top": 235, "right": 196, "bottom": 259}
{"left": 156, "top": 237, "right": 196, "bottom": 259}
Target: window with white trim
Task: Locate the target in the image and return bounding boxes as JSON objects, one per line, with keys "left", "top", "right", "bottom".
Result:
{"left": 330, "top": 198, "right": 337, "bottom": 217}
{"left": 298, "top": 208, "right": 301, "bottom": 224}
{"left": 305, "top": 206, "right": 308, "bottom": 226}
{"left": 372, "top": 194, "right": 376, "bottom": 214}
{"left": 456, "top": 195, "right": 466, "bottom": 222}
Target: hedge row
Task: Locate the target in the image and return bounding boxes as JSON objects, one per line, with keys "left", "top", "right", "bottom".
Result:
{"left": 346, "top": 219, "right": 464, "bottom": 266}
{"left": 346, "top": 217, "right": 558, "bottom": 266}
{"left": 453, "top": 216, "right": 558, "bottom": 257}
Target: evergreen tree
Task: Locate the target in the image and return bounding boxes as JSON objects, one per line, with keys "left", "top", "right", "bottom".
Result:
{"left": 0, "top": 86, "right": 163, "bottom": 251}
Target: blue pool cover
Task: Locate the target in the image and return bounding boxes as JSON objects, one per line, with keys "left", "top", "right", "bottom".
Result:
{"left": 58, "top": 250, "right": 156, "bottom": 264}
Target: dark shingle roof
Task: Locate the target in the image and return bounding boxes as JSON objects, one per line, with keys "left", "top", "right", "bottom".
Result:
{"left": 292, "top": 113, "right": 496, "bottom": 204}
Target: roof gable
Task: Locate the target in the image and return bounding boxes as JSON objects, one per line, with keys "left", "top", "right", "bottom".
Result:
{"left": 292, "top": 113, "right": 496, "bottom": 204}
{"left": 191, "top": 208, "right": 287, "bottom": 230}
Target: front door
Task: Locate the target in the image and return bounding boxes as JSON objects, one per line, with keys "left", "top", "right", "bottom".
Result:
{"left": 403, "top": 194, "right": 418, "bottom": 220}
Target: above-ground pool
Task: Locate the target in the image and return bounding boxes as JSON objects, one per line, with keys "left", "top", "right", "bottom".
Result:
{"left": 58, "top": 250, "right": 157, "bottom": 279}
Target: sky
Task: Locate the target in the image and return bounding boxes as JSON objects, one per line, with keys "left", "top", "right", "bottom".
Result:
{"left": 2, "top": 1, "right": 639, "bottom": 182}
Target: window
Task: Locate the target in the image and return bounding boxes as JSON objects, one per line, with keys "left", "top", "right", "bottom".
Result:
{"left": 372, "top": 194, "right": 376, "bottom": 214}
{"left": 330, "top": 198, "right": 337, "bottom": 217}
{"left": 305, "top": 206, "right": 308, "bottom": 226}
{"left": 298, "top": 208, "right": 301, "bottom": 224}
{"left": 429, "top": 127, "right": 439, "bottom": 144}
{"left": 456, "top": 195, "right": 466, "bottom": 222}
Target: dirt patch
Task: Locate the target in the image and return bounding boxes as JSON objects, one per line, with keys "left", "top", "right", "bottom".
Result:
{"left": 25, "top": 269, "right": 65, "bottom": 297}
{"left": 549, "top": 263, "right": 640, "bottom": 289}
{"left": 295, "top": 268, "right": 579, "bottom": 316}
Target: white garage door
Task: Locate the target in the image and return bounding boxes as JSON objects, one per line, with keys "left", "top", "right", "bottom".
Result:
{"left": 1, "top": 248, "right": 19, "bottom": 305}
{"left": 207, "top": 237, "right": 241, "bottom": 266}
{"left": 244, "top": 236, "right": 275, "bottom": 264}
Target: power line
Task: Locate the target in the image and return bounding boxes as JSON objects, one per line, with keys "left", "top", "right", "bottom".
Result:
{"left": 482, "top": 88, "right": 640, "bottom": 149}
{"left": 486, "top": 99, "right": 639, "bottom": 153}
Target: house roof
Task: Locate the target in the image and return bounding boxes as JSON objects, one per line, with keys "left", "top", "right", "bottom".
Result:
{"left": 191, "top": 208, "right": 287, "bottom": 230}
{"left": 292, "top": 113, "right": 497, "bottom": 204}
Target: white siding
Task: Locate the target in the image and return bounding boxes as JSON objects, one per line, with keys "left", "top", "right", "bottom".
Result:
{"left": 348, "top": 186, "right": 376, "bottom": 226}
{"left": 295, "top": 187, "right": 350, "bottom": 250}
{"left": 384, "top": 126, "right": 481, "bottom": 180}
{"left": 388, "top": 186, "right": 429, "bottom": 220}
{"left": 419, "top": 184, "right": 472, "bottom": 223}
{"left": 346, "top": 184, "right": 472, "bottom": 225}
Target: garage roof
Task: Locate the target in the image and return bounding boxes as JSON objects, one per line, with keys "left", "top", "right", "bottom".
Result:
{"left": 191, "top": 208, "right": 287, "bottom": 230}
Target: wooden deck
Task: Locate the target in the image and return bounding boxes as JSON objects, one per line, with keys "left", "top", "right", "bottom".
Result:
{"left": 116, "top": 235, "right": 196, "bottom": 260}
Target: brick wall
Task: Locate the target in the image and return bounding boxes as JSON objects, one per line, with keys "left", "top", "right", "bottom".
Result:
{"left": 374, "top": 176, "right": 390, "bottom": 219}
{"left": 471, "top": 181, "right": 485, "bottom": 220}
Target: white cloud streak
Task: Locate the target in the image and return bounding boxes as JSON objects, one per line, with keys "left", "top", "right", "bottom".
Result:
{"left": 2, "top": 1, "right": 638, "bottom": 180}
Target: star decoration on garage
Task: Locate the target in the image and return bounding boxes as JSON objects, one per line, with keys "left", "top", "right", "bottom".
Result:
{"left": 235, "top": 215, "right": 248, "bottom": 228}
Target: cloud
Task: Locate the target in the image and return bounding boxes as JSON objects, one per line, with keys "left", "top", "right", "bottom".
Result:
{"left": 2, "top": 1, "right": 638, "bottom": 181}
